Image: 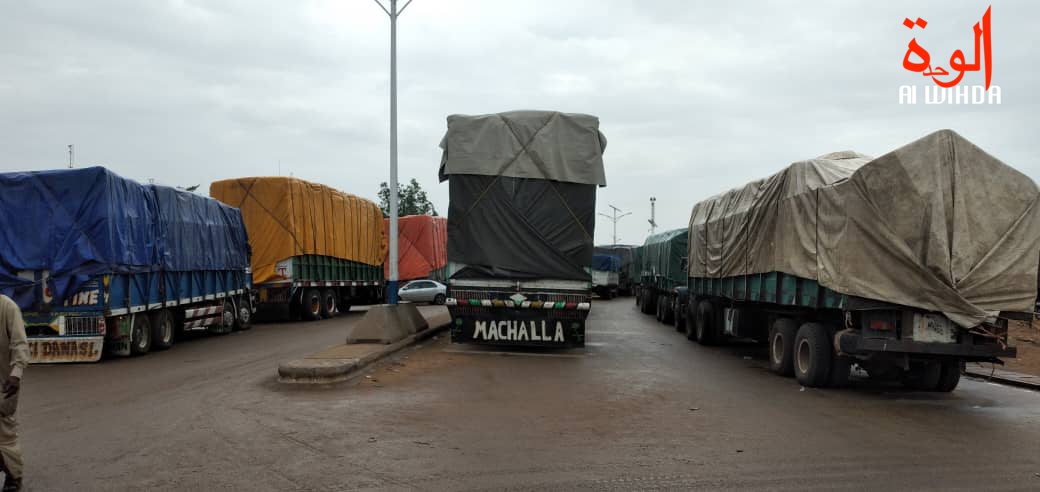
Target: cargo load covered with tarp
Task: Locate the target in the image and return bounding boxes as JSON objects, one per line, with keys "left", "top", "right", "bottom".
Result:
{"left": 592, "top": 254, "right": 621, "bottom": 272}
{"left": 0, "top": 166, "right": 250, "bottom": 309}
{"left": 210, "top": 176, "right": 385, "bottom": 285}
{"left": 595, "top": 245, "right": 636, "bottom": 274}
{"left": 641, "top": 228, "right": 689, "bottom": 288}
{"left": 438, "top": 110, "right": 607, "bottom": 281}
{"left": 385, "top": 215, "right": 447, "bottom": 281}
{"left": 688, "top": 129, "right": 1040, "bottom": 328}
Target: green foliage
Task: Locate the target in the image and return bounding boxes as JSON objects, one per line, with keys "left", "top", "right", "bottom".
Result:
{"left": 378, "top": 178, "right": 438, "bottom": 217}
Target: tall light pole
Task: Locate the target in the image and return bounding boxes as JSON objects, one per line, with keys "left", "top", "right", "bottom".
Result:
{"left": 372, "top": 0, "right": 414, "bottom": 305}
{"left": 68, "top": 144, "right": 74, "bottom": 169}
{"left": 648, "top": 196, "right": 657, "bottom": 235}
{"left": 598, "top": 204, "right": 631, "bottom": 246}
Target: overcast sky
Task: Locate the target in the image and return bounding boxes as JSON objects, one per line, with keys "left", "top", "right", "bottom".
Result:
{"left": 1, "top": 0, "right": 1035, "bottom": 246}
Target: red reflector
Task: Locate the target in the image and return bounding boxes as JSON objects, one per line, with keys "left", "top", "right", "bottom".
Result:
{"left": 564, "top": 302, "right": 577, "bottom": 310}
{"left": 98, "top": 318, "right": 107, "bottom": 335}
{"left": 869, "top": 319, "right": 894, "bottom": 331}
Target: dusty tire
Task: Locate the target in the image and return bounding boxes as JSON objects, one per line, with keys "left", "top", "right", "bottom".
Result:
{"left": 793, "top": 322, "right": 832, "bottom": 388}
{"left": 694, "top": 300, "right": 717, "bottom": 346}
{"left": 684, "top": 304, "right": 698, "bottom": 340}
{"left": 828, "top": 356, "right": 853, "bottom": 388}
{"left": 934, "top": 360, "right": 963, "bottom": 393}
{"left": 150, "top": 310, "right": 175, "bottom": 351}
{"left": 235, "top": 296, "right": 253, "bottom": 330}
{"left": 434, "top": 294, "right": 446, "bottom": 305}
{"left": 302, "top": 289, "right": 322, "bottom": 321}
{"left": 901, "top": 362, "right": 942, "bottom": 390}
{"left": 659, "top": 295, "right": 674, "bottom": 325}
{"left": 321, "top": 289, "right": 338, "bottom": 319}
{"left": 673, "top": 298, "right": 684, "bottom": 332}
{"left": 211, "top": 299, "right": 236, "bottom": 335}
{"left": 130, "top": 314, "right": 152, "bottom": 355}
{"left": 642, "top": 290, "right": 657, "bottom": 315}
{"left": 768, "top": 318, "right": 798, "bottom": 376}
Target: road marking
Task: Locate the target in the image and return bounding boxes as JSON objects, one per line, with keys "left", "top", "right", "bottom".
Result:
{"left": 441, "top": 349, "right": 590, "bottom": 358}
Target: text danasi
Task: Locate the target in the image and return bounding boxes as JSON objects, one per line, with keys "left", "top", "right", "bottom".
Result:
{"left": 899, "top": 6, "right": 999, "bottom": 104}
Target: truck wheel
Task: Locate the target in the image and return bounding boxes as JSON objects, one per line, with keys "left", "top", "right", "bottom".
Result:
{"left": 768, "top": 318, "right": 798, "bottom": 376}
{"left": 150, "top": 310, "right": 175, "bottom": 351}
{"left": 235, "top": 296, "right": 253, "bottom": 330}
{"left": 211, "top": 299, "right": 236, "bottom": 335}
{"left": 684, "top": 305, "right": 698, "bottom": 340}
{"left": 433, "top": 294, "right": 446, "bottom": 305}
{"left": 793, "top": 322, "right": 832, "bottom": 388}
{"left": 901, "top": 362, "right": 942, "bottom": 390}
{"left": 302, "top": 289, "right": 322, "bottom": 321}
{"left": 933, "top": 360, "right": 963, "bottom": 393}
{"left": 659, "top": 295, "right": 674, "bottom": 324}
{"left": 673, "top": 298, "right": 684, "bottom": 332}
{"left": 130, "top": 314, "right": 152, "bottom": 355}
{"left": 321, "top": 289, "right": 338, "bottom": 318}
{"left": 642, "top": 290, "right": 657, "bottom": 315}
{"left": 694, "top": 300, "right": 717, "bottom": 346}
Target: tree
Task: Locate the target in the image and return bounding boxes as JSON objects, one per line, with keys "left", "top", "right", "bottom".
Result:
{"left": 378, "top": 178, "right": 438, "bottom": 217}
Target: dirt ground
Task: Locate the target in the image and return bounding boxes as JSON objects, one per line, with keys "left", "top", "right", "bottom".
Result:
{"left": 1004, "top": 319, "right": 1040, "bottom": 375}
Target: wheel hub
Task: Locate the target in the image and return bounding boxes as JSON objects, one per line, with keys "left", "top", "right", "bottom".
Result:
{"left": 797, "top": 338, "right": 811, "bottom": 374}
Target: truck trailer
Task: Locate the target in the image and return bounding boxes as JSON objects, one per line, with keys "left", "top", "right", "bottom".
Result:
{"left": 210, "top": 177, "right": 385, "bottom": 320}
{"left": 594, "top": 244, "right": 639, "bottom": 295}
{"left": 636, "top": 228, "right": 689, "bottom": 329}
{"left": 675, "top": 130, "right": 1027, "bottom": 391}
{"left": 385, "top": 214, "right": 448, "bottom": 283}
{"left": 439, "top": 110, "right": 607, "bottom": 348}
{"left": 0, "top": 167, "right": 254, "bottom": 363}
{"left": 591, "top": 254, "right": 620, "bottom": 299}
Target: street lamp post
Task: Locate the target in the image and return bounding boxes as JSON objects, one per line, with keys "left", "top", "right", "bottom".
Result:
{"left": 372, "top": 0, "right": 414, "bottom": 305}
{"left": 598, "top": 204, "right": 631, "bottom": 246}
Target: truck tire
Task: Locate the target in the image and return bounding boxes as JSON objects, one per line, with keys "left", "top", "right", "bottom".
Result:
{"left": 642, "top": 289, "right": 657, "bottom": 315}
{"left": 694, "top": 300, "right": 717, "bottom": 346}
{"left": 321, "top": 289, "right": 338, "bottom": 318}
{"left": 130, "top": 314, "right": 152, "bottom": 355}
{"left": 768, "top": 318, "right": 798, "bottom": 376}
{"left": 302, "top": 289, "right": 322, "bottom": 321}
{"left": 793, "top": 322, "right": 832, "bottom": 387}
{"left": 684, "top": 304, "right": 698, "bottom": 340}
{"left": 659, "top": 295, "right": 674, "bottom": 325}
{"left": 672, "top": 298, "right": 684, "bottom": 332}
{"left": 211, "top": 299, "right": 236, "bottom": 335}
{"left": 933, "top": 360, "right": 963, "bottom": 393}
{"left": 235, "top": 296, "right": 253, "bottom": 330}
{"left": 150, "top": 310, "right": 175, "bottom": 351}
{"left": 901, "top": 362, "right": 942, "bottom": 390}
{"left": 654, "top": 295, "right": 664, "bottom": 321}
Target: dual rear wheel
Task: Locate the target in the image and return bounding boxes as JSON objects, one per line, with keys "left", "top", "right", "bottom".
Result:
{"left": 768, "top": 320, "right": 850, "bottom": 388}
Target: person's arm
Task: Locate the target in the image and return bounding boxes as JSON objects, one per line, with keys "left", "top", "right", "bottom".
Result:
{"left": 3, "top": 298, "right": 28, "bottom": 395}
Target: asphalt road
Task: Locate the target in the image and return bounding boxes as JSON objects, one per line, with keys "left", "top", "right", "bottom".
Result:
{"left": 17, "top": 299, "right": 1040, "bottom": 491}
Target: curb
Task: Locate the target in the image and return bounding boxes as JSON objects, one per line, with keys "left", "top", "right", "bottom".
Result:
{"left": 964, "top": 367, "right": 1040, "bottom": 391}
{"left": 277, "top": 315, "right": 450, "bottom": 385}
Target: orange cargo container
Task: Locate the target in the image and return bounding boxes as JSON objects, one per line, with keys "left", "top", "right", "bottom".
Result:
{"left": 385, "top": 215, "right": 447, "bottom": 282}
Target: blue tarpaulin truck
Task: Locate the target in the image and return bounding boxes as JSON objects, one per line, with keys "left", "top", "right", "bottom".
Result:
{"left": 0, "top": 167, "right": 254, "bottom": 363}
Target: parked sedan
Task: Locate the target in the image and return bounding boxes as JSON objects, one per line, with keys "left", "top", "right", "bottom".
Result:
{"left": 398, "top": 279, "right": 447, "bottom": 305}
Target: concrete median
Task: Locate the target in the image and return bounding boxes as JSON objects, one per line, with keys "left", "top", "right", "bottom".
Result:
{"left": 278, "top": 306, "right": 451, "bottom": 384}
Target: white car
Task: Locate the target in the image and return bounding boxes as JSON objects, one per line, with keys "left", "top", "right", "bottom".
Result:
{"left": 398, "top": 279, "right": 447, "bottom": 305}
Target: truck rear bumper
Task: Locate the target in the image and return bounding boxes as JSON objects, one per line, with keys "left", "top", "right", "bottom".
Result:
{"left": 838, "top": 332, "right": 1016, "bottom": 360}
{"left": 449, "top": 309, "right": 586, "bottom": 348}
{"left": 29, "top": 336, "right": 105, "bottom": 363}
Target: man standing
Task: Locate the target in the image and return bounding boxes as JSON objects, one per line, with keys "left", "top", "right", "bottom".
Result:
{"left": 0, "top": 295, "right": 27, "bottom": 492}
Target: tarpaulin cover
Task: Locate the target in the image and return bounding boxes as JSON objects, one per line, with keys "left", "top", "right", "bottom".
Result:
{"left": 0, "top": 166, "right": 249, "bottom": 309}
{"left": 641, "top": 228, "right": 688, "bottom": 286}
{"left": 384, "top": 215, "right": 447, "bottom": 281}
{"left": 210, "top": 176, "right": 385, "bottom": 285}
{"left": 592, "top": 254, "right": 621, "bottom": 272}
{"left": 438, "top": 110, "right": 607, "bottom": 186}
{"left": 688, "top": 129, "right": 1040, "bottom": 327}
{"left": 445, "top": 175, "right": 596, "bottom": 280}
{"left": 439, "top": 110, "right": 606, "bottom": 281}
{"left": 595, "top": 245, "right": 637, "bottom": 276}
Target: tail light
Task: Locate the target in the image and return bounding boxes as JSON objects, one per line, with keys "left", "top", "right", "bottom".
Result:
{"left": 869, "top": 319, "right": 895, "bottom": 331}
{"left": 98, "top": 318, "right": 107, "bottom": 335}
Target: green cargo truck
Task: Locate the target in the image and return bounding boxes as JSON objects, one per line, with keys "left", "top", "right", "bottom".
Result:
{"left": 672, "top": 130, "right": 1028, "bottom": 392}
{"left": 636, "top": 228, "right": 688, "bottom": 326}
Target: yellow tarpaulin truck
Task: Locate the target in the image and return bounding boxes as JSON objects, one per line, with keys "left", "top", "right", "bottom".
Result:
{"left": 211, "top": 177, "right": 387, "bottom": 320}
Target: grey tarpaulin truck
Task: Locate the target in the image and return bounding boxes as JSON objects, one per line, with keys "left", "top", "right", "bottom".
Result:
{"left": 674, "top": 130, "right": 1028, "bottom": 392}
{"left": 636, "top": 228, "right": 689, "bottom": 329}
{"left": 438, "top": 110, "right": 607, "bottom": 348}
